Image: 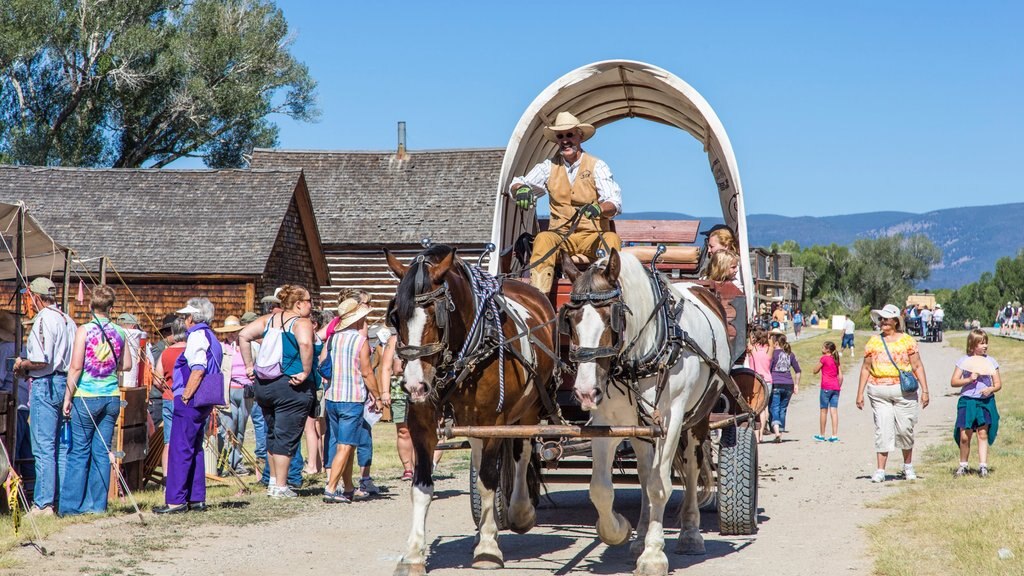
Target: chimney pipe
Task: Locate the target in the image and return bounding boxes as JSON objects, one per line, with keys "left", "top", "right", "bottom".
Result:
{"left": 397, "top": 121, "right": 407, "bottom": 158}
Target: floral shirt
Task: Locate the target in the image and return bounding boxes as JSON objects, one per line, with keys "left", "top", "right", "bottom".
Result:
{"left": 864, "top": 333, "right": 917, "bottom": 384}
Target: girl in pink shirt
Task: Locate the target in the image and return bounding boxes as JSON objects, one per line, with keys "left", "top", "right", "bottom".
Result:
{"left": 813, "top": 341, "right": 843, "bottom": 442}
{"left": 746, "top": 328, "right": 776, "bottom": 443}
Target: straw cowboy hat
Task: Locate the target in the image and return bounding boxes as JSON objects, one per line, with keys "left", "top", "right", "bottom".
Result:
{"left": 543, "top": 111, "right": 595, "bottom": 143}
{"left": 214, "top": 315, "right": 244, "bottom": 333}
{"left": 336, "top": 298, "right": 371, "bottom": 331}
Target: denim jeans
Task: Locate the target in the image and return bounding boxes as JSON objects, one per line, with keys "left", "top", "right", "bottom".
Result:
{"left": 323, "top": 403, "right": 372, "bottom": 468}
{"left": 59, "top": 395, "right": 119, "bottom": 515}
{"left": 769, "top": 387, "right": 794, "bottom": 430}
{"left": 217, "top": 387, "right": 253, "bottom": 473}
{"left": 251, "top": 401, "right": 267, "bottom": 461}
{"left": 29, "top": 373, "right": 68, "bottom": 510}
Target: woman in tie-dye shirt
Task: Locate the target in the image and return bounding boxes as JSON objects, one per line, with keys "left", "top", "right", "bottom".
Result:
{"left": 60, "top": 285, "right": 131, "bottom": 515}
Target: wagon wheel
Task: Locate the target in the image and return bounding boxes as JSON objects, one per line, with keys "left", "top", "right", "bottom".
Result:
{"left": 717, "top": 424, "right": 758, "bottom": 535}
{"left": 471, "top": 439, "right": 539, "bottom": 531}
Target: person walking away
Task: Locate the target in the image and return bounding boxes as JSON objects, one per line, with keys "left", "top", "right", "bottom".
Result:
{"left": 509, "top": 111, "right": 623, "bottom": 293}
{"left": 154, "top": 298, "right": 223, "bottom": 513}
{"left": 950, "top": 330, "right": 1001, "bottom": 477}
{"left": 932, "top": 304, "right": 945, "bottom": 342}
{"left": 239, "top": 286, "right": 316, "bottom": 499}
{"left": 320, "top": 299, "right": 383, "bottom": 502}
{"left": 919, "top": 306, "right": 932, "bottom": 341}
{"left": 17, "top": 277, "right": 76, "bottom": 517}
{"left": 855, "top": 304, "right": 930, "bottom": 483}
{"left": 768, "top": 331, "right": 801, "bottom": 443}
{"left": 842, "top": 316, "right": 856, "bottom": 358}
{"left": 153, "top": 318, "right": 186, "bottom": 476}
{"left": 813, "top": 341, "right": 843, "bottom": 442}
{"left": 59, "top": 285, "right": 131, "bottom": 515}
{"left": 792, "top": 309, "right": 803, "bottom": 339}
{"left": 746, "top": 328, "right": 775, "bottom": 443}
{"left": 215, "top": 315, "right": 254, "bottom": 475}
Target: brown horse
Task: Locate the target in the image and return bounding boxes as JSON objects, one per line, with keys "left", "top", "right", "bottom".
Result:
{"left": 385, "top": 245, "right": 556, "bottom": 574}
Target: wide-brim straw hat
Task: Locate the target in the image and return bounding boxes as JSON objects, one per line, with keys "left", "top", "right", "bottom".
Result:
{"left": 543, "top": 111, "right": 595, "bottom": 143}
{"left": 336, "top": 298, "right": 371, "bottom": 331}
{"left": 870, "top": 304, "right": 903, "bottom": 326}
{"left": 214, "top": 315, "right": 243, "bottom": 333}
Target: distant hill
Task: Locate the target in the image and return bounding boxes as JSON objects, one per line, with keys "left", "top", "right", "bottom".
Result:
{"left": 620, "top": 203, "right": 1024, "bottom": 289}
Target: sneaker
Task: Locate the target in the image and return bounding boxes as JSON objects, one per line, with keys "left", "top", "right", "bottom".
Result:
{"left": 271, "top": 486, "right": 298, "bottom": 499}
{"left": 27, "top": 506, "right": 55, "bottom": 518}
{"left": 813, "top": 434, "right": 826, "bottom": 442}
{"left": 902, "top": 465, "right": 917, "bottom": 481}
{"left": 828, "top": 436, "right": 839, "bottom": 443}
{"left": 954, "top": 465, "right": 968, "bottom": 477}
{"left": 871, "top": 469, "right": 886, "bottom": 483}
{"left": 267, "top": 479, "right": 278, "bottom": 497}
{"left": 359, "top": 476, "right": 380, "bottom": 495}
{"left": 979, "top": 465, "right": 989, "bottom": 478}
{"left": 323, "top": 489, "right": 351, "bottom": 504}
{"left": 400, "top": 470, "right": 414, "bottom": 481}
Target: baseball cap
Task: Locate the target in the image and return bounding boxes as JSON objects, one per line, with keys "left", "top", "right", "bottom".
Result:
{"left": 240, "top": 312, "right": 260, "bottom": 324}
{"left": 117, "top": 313, "right": 139, "bottom": 326}
{"left": 28, "top": 277, "right": 57, "bottom": 296}
{"left": 177, "top": 304, "right": 201, "bottom": 315}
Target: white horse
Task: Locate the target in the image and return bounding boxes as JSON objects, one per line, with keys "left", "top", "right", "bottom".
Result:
{"left": 561, "top": 250, "right": 731, "bottom": 576}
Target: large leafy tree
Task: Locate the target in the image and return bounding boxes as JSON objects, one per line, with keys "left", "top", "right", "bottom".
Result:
{"left": 0, "top": 0, "right": 317, "bottom": 168}
{"left": 846, "top": 234, "right": 941, "bottom": 310}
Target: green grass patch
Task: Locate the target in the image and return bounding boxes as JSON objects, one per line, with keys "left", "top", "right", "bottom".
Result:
{"left": 869, "top": 334, "right": 1024, "bottom": 576}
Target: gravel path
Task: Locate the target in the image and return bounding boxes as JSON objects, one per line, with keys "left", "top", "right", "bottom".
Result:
{"left": 9, "top": 337, "right": 962, "bottom": 576}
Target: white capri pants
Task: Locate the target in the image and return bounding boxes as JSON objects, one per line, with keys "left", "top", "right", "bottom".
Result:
{"left": 866, "top": 384, "right": 919, "bottom": 453}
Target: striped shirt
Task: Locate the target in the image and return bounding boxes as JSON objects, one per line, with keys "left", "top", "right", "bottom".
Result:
{"left": 324, "top": 330, "right": 367, "bottom": 403}
{"left": 511, "top": 152, "right": 623, "bottom": 215}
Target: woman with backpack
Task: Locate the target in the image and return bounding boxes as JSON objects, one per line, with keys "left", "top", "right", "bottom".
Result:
{"left": 239, "top": 285, "right": 316, "bottom": 499}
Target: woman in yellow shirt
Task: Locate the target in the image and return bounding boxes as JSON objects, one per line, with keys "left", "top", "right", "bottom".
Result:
{"left": 855, "top": 304, "right": 930, "bottom": 483}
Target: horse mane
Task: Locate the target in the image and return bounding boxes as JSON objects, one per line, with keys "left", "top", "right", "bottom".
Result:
{"left": 579, "top": 251, "right": 659, "bottom": 360}
{"left": 395, "top": 244, "right": 457, "bottom": 322}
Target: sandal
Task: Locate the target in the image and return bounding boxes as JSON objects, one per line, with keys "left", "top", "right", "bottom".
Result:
{"left": 401, "top": 470, "right": 414, "bottom": 481}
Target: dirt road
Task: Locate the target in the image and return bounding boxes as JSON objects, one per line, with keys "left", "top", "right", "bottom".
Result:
{"left": 10, "top": 337, "right": 962, "bottom": 576}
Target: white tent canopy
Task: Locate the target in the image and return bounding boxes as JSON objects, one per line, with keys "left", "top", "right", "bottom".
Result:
{"left": 489, "top": 60, "right": 753, "bottom": 315}
{"left": 0, "top": 201, "right": 67, "bottom": 281}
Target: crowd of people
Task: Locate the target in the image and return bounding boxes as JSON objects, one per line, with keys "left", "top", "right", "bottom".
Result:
{"left": 7, "top": 277, "right": 414, "bottom": 517}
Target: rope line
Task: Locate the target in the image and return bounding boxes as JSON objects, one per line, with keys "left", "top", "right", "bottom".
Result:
{"left": 457, "top": 265, "right": 506, "bottom": 412}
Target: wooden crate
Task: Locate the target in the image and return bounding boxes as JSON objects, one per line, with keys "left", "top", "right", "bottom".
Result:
{"left": 109, "top": 387, "right": 150, "bottom": 498}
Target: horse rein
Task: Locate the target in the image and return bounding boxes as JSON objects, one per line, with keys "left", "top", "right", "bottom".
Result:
{"left": 394, "top": 281, "right": 456, "bottom": 365}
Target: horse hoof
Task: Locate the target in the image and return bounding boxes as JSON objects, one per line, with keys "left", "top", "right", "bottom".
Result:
{"left": 509, "top": 509, "right": 536, "bottom": 534}
{"left": 394, "top": 562, "right": 427, "bottom": 576}
{"left": 597, "top": 513, "right": 632, "bottom": 546}
{"left": 634, "top": 552, "right": 669, "bottom": 576}
{"left": 472, "top": 553, "right": 505, "bottom": 570}
{"left": 674, "top": 529, "right": 706, "bottom": 556}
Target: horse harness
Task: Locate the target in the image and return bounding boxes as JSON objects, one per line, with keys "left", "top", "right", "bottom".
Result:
{"left": 393, "top": 257, "right": 563, "bottom": 424}
{"left": 559, "top": 265, "right": 750, "bottom": 434}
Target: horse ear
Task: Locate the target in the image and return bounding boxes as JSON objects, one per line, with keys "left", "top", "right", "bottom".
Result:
{"left": 604, "top": 249, "right": 621, "bottom": 283}
{"left": 561, "top": 251, "right": 582, "bottom": 282}
{"left": 385, "top": 248, "right": 408, "bottom": 279}
{"left": 429, "top": 250, "right": 456, "bottom": 283}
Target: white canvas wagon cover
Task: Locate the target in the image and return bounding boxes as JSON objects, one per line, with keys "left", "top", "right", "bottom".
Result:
{"left": 490, "top": 60, "right": 754, "bottom": 314}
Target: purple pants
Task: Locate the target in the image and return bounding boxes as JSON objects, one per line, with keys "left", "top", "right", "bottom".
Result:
{"left": 165, "top": 396, "right": 213, "bottom": 505}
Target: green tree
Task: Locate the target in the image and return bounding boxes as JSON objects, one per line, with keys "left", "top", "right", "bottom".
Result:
{"left": 0, "top": 0, "right": 318, "bottom": 168}
{"left": 847, "top": 234, "right": 941, "bottom": 309}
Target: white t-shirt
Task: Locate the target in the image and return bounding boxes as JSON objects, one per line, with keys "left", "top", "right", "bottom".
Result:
{"left": 184, "top": 328, "right": 211, "bottom": 370}
{"left": 120, "top": 328, "right": 146, "bottom": 388}
{"left": 26, "top": 306, "right": 76, "bottom": 377}
{"left": 844, "top": 319, "right": 855, "bottom": 335}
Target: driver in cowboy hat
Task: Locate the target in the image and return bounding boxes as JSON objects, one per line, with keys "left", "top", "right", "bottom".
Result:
{"left": 509, "top": 111, "right": 623, "bottom": 293}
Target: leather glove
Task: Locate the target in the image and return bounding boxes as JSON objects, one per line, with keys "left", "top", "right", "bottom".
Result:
{"left": 514, "top": 186, "right": 534, "bottom": 210}
{"left": 580, "top": 201, "right": 602, "bottom": 219}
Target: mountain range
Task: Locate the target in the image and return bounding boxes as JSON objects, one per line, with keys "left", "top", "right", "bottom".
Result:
{"left": 621, "top": 203, "right": 1024, "bottom": 289}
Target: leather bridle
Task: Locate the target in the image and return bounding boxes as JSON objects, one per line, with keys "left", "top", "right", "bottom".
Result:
{"left": 559, "top": 287, "right": 630, "bottom": 363}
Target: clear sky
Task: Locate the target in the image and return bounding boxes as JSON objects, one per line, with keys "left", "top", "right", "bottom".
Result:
{"left": 207, "top": 1, "right": 1023, "bottom": 218}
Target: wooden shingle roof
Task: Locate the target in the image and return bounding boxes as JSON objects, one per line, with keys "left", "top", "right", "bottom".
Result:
{"left": 0, "top": 166, "right": 324, "bottom": 278}
{"left": 249, "top": 148, "right": 504, "bottom": 245}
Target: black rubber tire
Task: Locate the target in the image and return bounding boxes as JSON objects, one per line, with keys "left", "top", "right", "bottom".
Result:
{"left": 469, "top": 440, "right": 514, "bottom": 530}
{"left": 717, "top": 424, "right": 758, "bottom": 535}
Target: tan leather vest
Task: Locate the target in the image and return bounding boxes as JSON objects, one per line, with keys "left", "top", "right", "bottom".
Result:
{"left": 548, "top": 153, "right": 608, "bottom": 233}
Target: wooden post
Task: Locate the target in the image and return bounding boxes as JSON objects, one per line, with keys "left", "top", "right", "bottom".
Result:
{"left": 245, "top": 281, "right": 256, "bottom": 313}
{"left": 62, "top": 249, "right": 72, "bottom": 312}
{"left": 6, "top": 206, "right": 26, "bottom": 471}
{"left": 99, "top": 256, "right": 107, "bottom": 285}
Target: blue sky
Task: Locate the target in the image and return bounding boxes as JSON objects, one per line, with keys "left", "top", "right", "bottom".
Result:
{"left": 207, "top": 1, "right": 1023, "bottom": 218}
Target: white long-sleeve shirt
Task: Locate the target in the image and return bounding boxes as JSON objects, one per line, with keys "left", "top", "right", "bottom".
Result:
{"left": 511, "top": 153, "right": 622, "bottom": 215}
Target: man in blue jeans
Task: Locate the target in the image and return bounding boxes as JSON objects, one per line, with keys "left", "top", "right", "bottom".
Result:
{"left": 16, "top": 277, "right": 76, "bottom": 516}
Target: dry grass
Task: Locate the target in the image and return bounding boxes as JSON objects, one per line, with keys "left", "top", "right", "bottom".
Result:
{"left": 868, "top": 334, "right": 1024, "bottom": 576}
